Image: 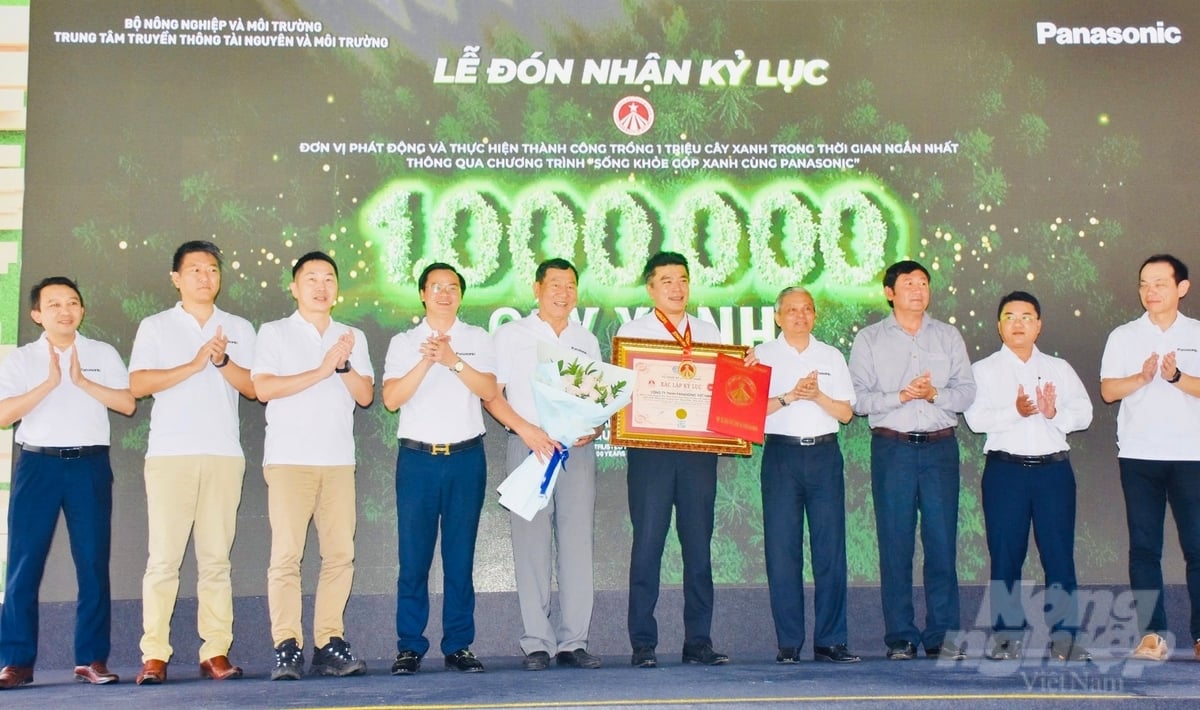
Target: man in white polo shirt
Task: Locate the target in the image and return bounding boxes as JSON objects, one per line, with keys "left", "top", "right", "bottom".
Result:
{"left": 129, "top": 241, "right": 256, "bottom": 686}
{"left": 383, "top": 262, "right": 497, "bottom": 675}
{"left": 755, "top": 286, "right": 860, "bottom": 666}
{"left": 1101, "top": 254, "right": 1200, "bottom": 662}
{"left": 485, "top": 258, "right": 603, "bottom": 671}
{"left": 0, "top": 276, "right": 134, "bottom": 690}
{"left": 252, "top": 251, "right": 374, "bottom": 680}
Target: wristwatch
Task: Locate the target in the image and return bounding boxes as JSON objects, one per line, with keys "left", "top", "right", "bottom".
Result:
{"left": 213, "top": 353, "right": 229, "bottom": 368}
{"left": 451, "top": 360, "right": 465, "bottom": 374}
{"left": 335, "top": 361, "right": 351, "bottom": 374}
{"left": 1168, "top": 368, "right": 1183, "bottom": 384}
{"left": 777, "top": 395, "right": 789, "bottom": 407}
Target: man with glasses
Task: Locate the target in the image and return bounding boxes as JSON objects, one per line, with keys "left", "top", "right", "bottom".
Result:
{"left": 383, "top": 262, "right": 498, "bottom": 675}
{"left": 965, "top": 291, "right": 1093, "bottom": 662}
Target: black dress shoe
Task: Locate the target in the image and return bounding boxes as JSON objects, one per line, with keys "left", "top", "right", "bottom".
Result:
{"left": 814, "top": 645, "right": 861, "bottom": 663}
{"left": 1051, "top": 640, "right": 1093, "bottom": 662}
{"left": 776, "top": 647, "right": 800, "bottom": 664}
{"left": 986, "top": 639, "right": 1023, "bottom": 661}
{"left": 631, "top": 646, "right": 657, "bottom": 668}
{"left": 927, "top": 639, "right": 967, "bottom": 660}
{"left": 0, "top": 666, "right": 33, "bottom": 690}
{"left": 444, "top": 648, "right": 484, "bottom": 672}
{"left": 522, "top": 651, "right": 550, "bottom": 671}
{"left": 682, "top": 643, "right": 729, "bottom": 665}
{"left": 556, "top": 648, "right": 601, "bottom": 669}
{"left": 886, "top": 641, "right": 917, "bottom": 660}
{"left": 391, "top": 651, "right": 421, "bottom": 675}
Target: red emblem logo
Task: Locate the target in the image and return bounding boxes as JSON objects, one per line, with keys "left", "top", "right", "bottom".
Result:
{"left": 613, "top": 96, "right": 654, "bottom": 136}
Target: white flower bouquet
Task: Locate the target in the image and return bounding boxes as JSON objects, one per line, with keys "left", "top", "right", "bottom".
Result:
{"left": 497, "top": 341, "right": 634, "bottom": 521}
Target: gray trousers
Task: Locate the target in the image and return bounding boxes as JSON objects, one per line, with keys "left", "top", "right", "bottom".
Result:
{"left": 506, "top": 433, "right": 597, "bottom": 655}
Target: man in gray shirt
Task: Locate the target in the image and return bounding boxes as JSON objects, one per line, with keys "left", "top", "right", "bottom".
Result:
{"left": 848, "top": 260, "right": 975, "bottom": 660}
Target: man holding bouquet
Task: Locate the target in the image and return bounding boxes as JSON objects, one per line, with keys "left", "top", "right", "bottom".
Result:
{"left": 486, "top": 258, "right": 604, "bottom": 671}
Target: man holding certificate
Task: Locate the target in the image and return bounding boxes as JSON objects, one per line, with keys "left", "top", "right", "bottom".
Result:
{"left": 616, "top": 251, "right": 728, "bottom": 668}
{"left": 755, "top": 287, "right": 860, "bottom": 665}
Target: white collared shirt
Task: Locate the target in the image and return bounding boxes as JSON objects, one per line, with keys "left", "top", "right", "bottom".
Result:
{"left": 755, "top": 334, "right": 855, "bottom": 437}
{"left": 965, "top": 345, "right": 1092, "bottom": 455}
{"left": 615, "top": 311, "right": 722, "bottom": 344}
{"left": 493, "top": 312, "right": 601, "bottom": 425}
{"left": 130, "top": 303, "right": 256, "bottom": 457}
{"left": 1100, "top": 312, "right": 1200, "bottom": 460}
{"left": 384, "top": 317, "right": 496, "bottom": 443}
{"left": 252, "top": 311, "right": 373, "bottom": 466}
{"left": 0, "top": 332, "right": 129, "bottom": 446}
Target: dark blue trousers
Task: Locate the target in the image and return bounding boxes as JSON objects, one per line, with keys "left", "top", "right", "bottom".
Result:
{"left": 982, "top": 455, "right": 1078, "bottom": 635}
{"left": 1119, "top": 458, "right": 1200, "bottom": 638}
{"left": 761, "top": 440, "right": 848, "bottom": 649}
{"left": 870, "top": 434, "right": 960, "bottom": 650}
{"left": 394, "top": 445, "right": 486, "bottom": 656}
{"left": 626, "top": 447, "right": 717, "bottom": 649}
{"left": 0, "top": 448, "right": 113, "bottom": 667}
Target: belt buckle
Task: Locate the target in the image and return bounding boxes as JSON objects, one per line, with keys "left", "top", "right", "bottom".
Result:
{"left": 908, "top": 432, "right": 929, "bottom": 444}
{"left": 1021, "top": 456, "right": 1041, "bottom": 467}
{"left": 61, "top": 447, "right": 82, "bottom": 460}
{"left": 430, "top": 443, "right": 451, "bottom": 455}
{"left": 799, "top": 437, "right": 816, "bottom": 446}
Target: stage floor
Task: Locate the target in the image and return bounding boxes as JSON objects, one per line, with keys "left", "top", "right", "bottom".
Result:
{"left": 7, "top": 649, "right": 1199, "bottom": 709}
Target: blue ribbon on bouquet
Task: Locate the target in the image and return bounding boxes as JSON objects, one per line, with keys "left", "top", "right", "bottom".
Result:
{"left": 538, "top": 446, "right": 570, "bottom": 496}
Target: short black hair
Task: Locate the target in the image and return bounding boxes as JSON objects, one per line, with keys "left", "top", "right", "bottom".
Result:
{"left": 882, "top": 260, "right": 930, "bottom": 308}
{"left": 172, "top": 240, "right": 223, "bottom": 272}
{"left": 536, "top": 258, "right": 578, "bottom": 283}
{"left": 641, "top": 251, "right": 689, "bottom": 284}
{"left": 418, "top": 262, "right": 466, "bottom": 292}
{"left": 292, "top": 251, "right": 338, "bottom": 278}
{"left": 997, "top": 290, "right": 1041, "bottom": 320}
{"left": 30, "top": 276, "right": 83, "bottom": 310}
{"left": 1140, "top": 254, "right": 1189, "bottom": 285}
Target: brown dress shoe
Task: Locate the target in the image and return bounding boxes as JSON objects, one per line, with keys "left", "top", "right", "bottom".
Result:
{"left": 200, "top": 655, "right": 244, "bottom": 680}
{"left": 74, "top": 661, "right": 119, "bottom": 684}
{"left": 0, "top": 665, "right": 34, "bottom": 689}
{"left": 136, "top": 659, "right": 168, "bottom": 685}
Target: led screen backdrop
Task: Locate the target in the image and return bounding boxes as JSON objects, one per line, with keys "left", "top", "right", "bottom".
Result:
{"left": 10, "top": 0, "right": 1200, "bottom": 602}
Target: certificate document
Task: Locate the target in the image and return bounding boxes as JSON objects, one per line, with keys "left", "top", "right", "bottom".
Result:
{"left": 610, "top": 337, "right": 752, "bottom": 455}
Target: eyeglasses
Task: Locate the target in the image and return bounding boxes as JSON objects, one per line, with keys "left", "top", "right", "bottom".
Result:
{"left": 1000, "top": 313, "right": 1037, "bottom": 323}
{"left": 428, "top": 282, "right": 461, "bottom": 295}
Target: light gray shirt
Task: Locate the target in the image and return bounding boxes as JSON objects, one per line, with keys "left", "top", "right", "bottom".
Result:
{"left": 848, "top": 312, "right": 975, "bottom": 432}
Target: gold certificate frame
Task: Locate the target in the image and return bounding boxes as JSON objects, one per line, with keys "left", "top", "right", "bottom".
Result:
{"left": 610, "top": 336, "right": 752, "bottom": 456}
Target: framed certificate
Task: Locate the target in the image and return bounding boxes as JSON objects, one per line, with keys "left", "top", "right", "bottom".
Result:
{"left": 610, "top": 336, "right": 752, "bottom": 455}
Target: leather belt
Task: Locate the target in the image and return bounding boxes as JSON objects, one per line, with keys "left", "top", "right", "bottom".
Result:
{"left": 988, "top": 450, "right": 1069, "bottom": 467}
{"left": 764, "top": 433, "right": 838, "bottom": 447}
{"left": 20, "top": 444, "right": 109, "bottom": 459}
{"left": 398, "top": 435, "right": 483, "bottom": 456}
{"left": 871, "top": 427, "right": 955, "bottom": 444}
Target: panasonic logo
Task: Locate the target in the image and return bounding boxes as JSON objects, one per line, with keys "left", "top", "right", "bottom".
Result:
{"left": 1036, "top": 21, "right": 1182, "bottom": 45}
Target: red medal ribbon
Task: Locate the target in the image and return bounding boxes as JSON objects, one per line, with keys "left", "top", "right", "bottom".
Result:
{"left": 653, "top": 308, "right": 693, "bottom": 361}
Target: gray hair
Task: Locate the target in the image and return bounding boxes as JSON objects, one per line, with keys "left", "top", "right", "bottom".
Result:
{"left": 774, "top": 286, "right": 814, "bottom": 311}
